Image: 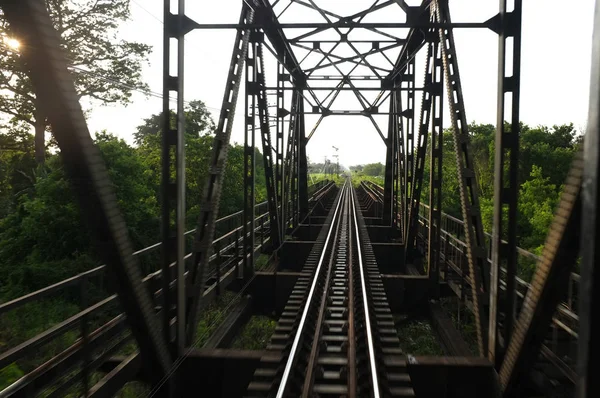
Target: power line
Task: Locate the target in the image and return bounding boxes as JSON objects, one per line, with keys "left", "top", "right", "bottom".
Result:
{"left": 130, "top": 0, "right": 164, "bottom": 25}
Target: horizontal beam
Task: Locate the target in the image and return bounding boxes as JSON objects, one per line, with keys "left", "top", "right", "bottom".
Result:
{"left": 291, "top": 39, "right": 405, "bottom": 43}
{"left": 265, "top": 86, "right": 426, "bottom": 91}
{"left": 193, "top": 22, "right": 490, "bottom": 29}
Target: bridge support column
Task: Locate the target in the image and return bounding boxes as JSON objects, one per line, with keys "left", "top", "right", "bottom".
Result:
{"left": 403, "top": 58, "right": 416, "bottom": 238}
{"left": 298, "top": 93, "right": 309, "bottom": 221}
{"left": 488, "top": 0, "right": 523, "bottom": 366}
{"left": 427, "top": 36, "right": 444, "bottom": 298}
{"left": 406, "top": 39, "right": 435, "bottom": 256}
{"left": 434, "top": 0, "right": 489, "bottom": 356}
{"left": 254, "top": 40, "right": 281, "bottom": 250}
{"left": 161, "top": 0, "right": 190, "bottom": 359}
{"left": 383, "top": 90, "right": 398, "bottom": 227}
{"left": 276, "top": 64, "right": 288, "bottom": 244}
{"left": 243, "top": 31, "right": 259, "bottom": 278}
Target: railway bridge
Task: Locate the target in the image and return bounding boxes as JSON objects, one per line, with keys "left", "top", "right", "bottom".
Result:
{"left": 0, "top": 0, "right": 597, "bottom": 397}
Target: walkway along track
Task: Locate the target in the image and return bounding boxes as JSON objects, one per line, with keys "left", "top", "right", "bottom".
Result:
{"left": 246, "top": 181, "right": 414, "bottom": 397}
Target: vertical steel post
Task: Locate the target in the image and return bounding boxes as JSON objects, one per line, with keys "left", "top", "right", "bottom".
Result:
{"left": 244, "top": 33, "right": 258, "bottom": 277}
{"left": 435, "top": 0, "right": 488, "bottom": 356}
{"left": 290, "top": 94, "right": 299, "bottom": 227}
{"left": 392, "top": 90, "right": 401, "bottom": 229}
{"left": 255, "top": 42, "right": 281, "bottom": 249}
{"left": 396, "top": 91, "right": 406, "bottom": 241}
{"left": 283, "top": 90, "right": 299, "bottom": 231}
{"left": 276, "top": 64, "right": 287, "bottom": 242}
{"left": 162, "top": 0, "right": 186, "bottom": 356}
{"left": 577, "top": 2, "right": 600, "bottom": 396}
{"left": 383, "top": 91, "right": 396, "bottom": 226}
{"left": 403, "top": 59, "right": 416, "bottom": 237}
{"left": 428, "top": 35, "right": 444, "bottom": 297}
{"left": 298, "top": 91, "right": 309, "bottom": 221}
{"left": 489, "top": 0, "right": 522, "bottom": 365}
{"left": 406, "top": 41, "right": 434, "bottom": 253}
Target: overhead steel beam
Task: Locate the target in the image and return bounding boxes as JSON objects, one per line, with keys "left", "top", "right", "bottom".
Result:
{"left": 385, "top": 3, "right": 430, "bottom": 85}
{"left": 0, "top": 0, "right": 172, "bottom": 383}
{"left": 192, "top": 22, "right": 490, "bottom": 29}
{"left": 256, "top": 0, "right": 306, "bottom": 86}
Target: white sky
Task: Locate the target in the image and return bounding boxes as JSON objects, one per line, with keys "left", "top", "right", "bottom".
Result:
{"left": 86, "top": 0, "right": 596, "bottom": 168}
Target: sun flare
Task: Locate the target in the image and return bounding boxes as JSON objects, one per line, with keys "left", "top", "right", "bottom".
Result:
{"left": 5, "top": 37, "right": 20, "bottom": 50}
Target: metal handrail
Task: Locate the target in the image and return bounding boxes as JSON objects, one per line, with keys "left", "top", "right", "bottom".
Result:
{"left": 0, "top": 201, "right": 269, "bottom": 315}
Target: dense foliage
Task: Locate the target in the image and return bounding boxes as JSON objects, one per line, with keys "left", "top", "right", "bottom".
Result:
{"left": 0, "top": 100, "right": 269, "bottom": 300}
{"left": 421, "top": 123, "right": 579, "bottom": 279}
{"left": 347, "top": 123, "right": 580, "bottom": 279}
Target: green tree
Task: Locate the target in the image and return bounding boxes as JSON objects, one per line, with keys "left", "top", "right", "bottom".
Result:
{"left": 133, "top": 100, "right": 215, "bottom": 145}
{"left": 362, "top": 162, "right": 383, "bottom": 176}
{"left": 518, "top": 165, "right": 559, "bottom": 251}
{"left": 0, "top": 125, "right": 36, "bottom": 217}
{"left": 0, "top": 133, "right": 156, "bottom": 297}
{"left": 0, "top": 0, "right": 152, "bottom": 164}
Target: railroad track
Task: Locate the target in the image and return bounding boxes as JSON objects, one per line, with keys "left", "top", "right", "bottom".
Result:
{"left": 246, "top": 180, "right": 414, "bottom": 397}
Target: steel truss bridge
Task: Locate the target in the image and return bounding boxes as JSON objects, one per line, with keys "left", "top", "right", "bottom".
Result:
{"left": 0, "top": 0, "right": 598, "bottom": 397}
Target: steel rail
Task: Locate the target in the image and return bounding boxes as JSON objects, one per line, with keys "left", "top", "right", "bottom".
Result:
{"left": 300, "top": 183, "right": 347, "bottom": 397}
{"left": 350, "top": 184, "right": 381, "bottom": 398}
{"left": 276, "top": 180, "right": 347, "bottom": 398}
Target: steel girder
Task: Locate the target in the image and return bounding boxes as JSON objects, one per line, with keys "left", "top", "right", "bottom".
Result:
{"left": 161, "top": 0, "right": 188, "bottom": 358}
{"left": 434, "top": 0, "right": 488, "bottom": 356}
{"left": 392, "top": 94, "right": 401, "bottom": 231}
{"left": 284, "top": 91, "right": 300, "bottom": 230}
{"left": 255, "top": 0, "right": 306, "bottom": 87}
{"left": 405, "top": 40, "right": 434, "bottom": 254}
{"left": 0, "top": 0, "right": 173, "bottom": 385}
{"left": 243, "top": 32, "right": 258, "bottom": 279}
{"left": 297, "top": 96, "right": 309, "bottom": 221}
{"left": 253, "top": 40, "right": 282, "bottom": 249}
{"left": 383, "top": 93, "right": 398, "bottom": 226}
{"left": 403, "top": 58, "right": 416, "bottom": 238}
{"left": 276, "top": 64, "right": 288, "bottom": 242}
{"left": 427, "top": 37, "right": 444, "bottom": 297}
{"left": 488, "top": 0, "right": 523, "bottom": 365}
{"left": 396, "top": 92, "right": 407, "bottom": 241}
{"left": 185, "top": 5, "right": 254, "bottom": 345}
